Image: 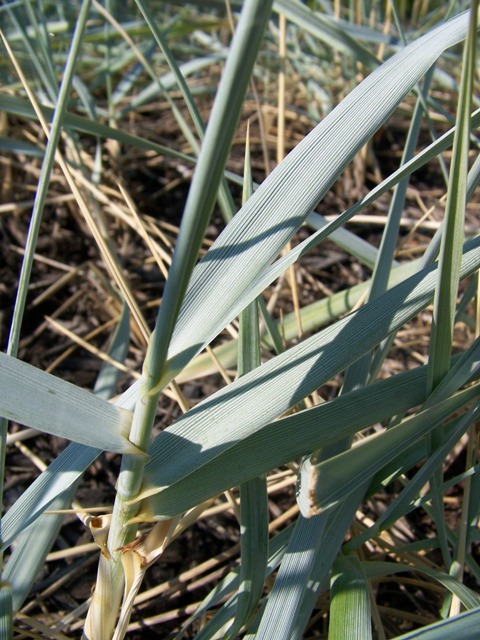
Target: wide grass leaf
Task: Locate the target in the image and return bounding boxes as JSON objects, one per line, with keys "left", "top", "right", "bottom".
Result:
{"left": 0, "top": 353, "right": 140, "bottom": 455}
{"left": 329, "top": 555, "right": 371, "bottom": 640}
{"left": 158, "top": 9, "right": 479, "bottom": 388}
{"left": 135, "top": 238, "right": 480, "bottom": 516}
{"left": 2, "top": 304, "right": 131, "bottom": 609}
{"left": 298, "top": 386, "right": 479, "bottom": 516}
{"left": 135, "top": 354, "right": 479, "bottom": 521}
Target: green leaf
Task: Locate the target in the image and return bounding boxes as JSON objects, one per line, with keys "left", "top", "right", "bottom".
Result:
{"left": 0, "top": 582, "right": 13, "bottom": 640}
{"left": 396, "top": 608, "right": 480, "bottom": 639}
{"left": 159, "top": 10, "right": 480, "bottom": 387}
{"left": 329, "top": 555, "right": 371, "bottom": 640}
{"left": 255, "top": 485, "right": 366, "bottom": 640}
{"left": 274, "top": 0, "right": 378, "bottom": 67}
{"left": 346, "top": 410, "right": 479, "bottom": 550}
{"left": 136, "top": 237, "right": 480, "bottom": 516}
{"left": 138, "top": 354, "right": 479, "bottom": 523}
{"left": 228, "top": 137, "right": 269, "bottom": 639}
{"left": 298, "top": 386, "right": 479, "bottom": 516}
{"left": 185, "top": 525, "right": 293, "bottom": 640}
{"left": 0, "top": 93, "right": 194, "bottom": 164}
{"left": 428, "top": 6, "right": 478, "bottom": 391}
{"left": 5, "top": 0, "right": 93, "bottom": 357}
{"left": 143, "top": 0, "right": 275, "bottom": 389}
{"left": 2, "top": 304, "right": 131, "bottom": 608}
{"left": 0, "top": 136, "right": 44, "bottom": 157}
{"left": 176, "top": 260, "right": 419, "bottom": 383}
{"left": 0, "top": 353, "right": 141, "bottom": 455}
{"left": 3, "top": 487, "right": 78, "bottom": 613}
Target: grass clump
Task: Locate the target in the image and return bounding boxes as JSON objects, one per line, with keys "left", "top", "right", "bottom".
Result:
{"left": 0, "top": 1, "right": 479, "bottom": 638}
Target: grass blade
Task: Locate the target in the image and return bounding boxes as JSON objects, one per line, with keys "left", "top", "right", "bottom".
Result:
{"left": 300, "top": 391, "right": 479, "bottom": 516}
{"left": 396, "top": 608, "right": 480, "bottom": 639}
{"left": 0, "top": 583, "right": 13, "bottom": 640}
{"left": 0, "top": 353, "right": 140, "bottom": 455}
{"left": 145, "top": 0, "right": 274, "bottom": 387}
{"left": 364, "top": 561, "right": 480, "bottom": 611}
{"left": 255, "top": 485, "right": 366, "bottom": 640}
{"left": 161, "top": 10, "right": 479, "bottom": 386}
{"left": 3, "top": 487, "right": 78, "bottom": 613}
{"left": 428, "top": 5, "right": 478, "bottom": 391}
{"left": 137, "top": 236, "right": 480, "bottom": 513}
{"left": 427, "top": 1, "right": 478, "bottom": 571}
{"left": 136, "top": 354, "right": 479, "bottom": 521}
{"left": 273, "top": 0, "right": 378, "bottom": 66}
{"left": 227, "top": 134, "right": 269, "bottom": 639}
{"left": 84, "top": 4, "right": 275, "bottom": 637}
{"left": 1, "top": 305, "right": 133, "bottom": 550}
{"left": 0, "top": 93, "right": 195, "bottom": 163}
{"left": 329, "top": 555, "right": 371, "bottom": 640}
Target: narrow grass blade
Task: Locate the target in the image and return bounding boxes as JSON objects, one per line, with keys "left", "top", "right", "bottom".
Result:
{"left": 427, "top": 2, "right": 478, "bottom": 570}
{"left": 292, "top": 488, "right": 369, "bottom": 638}
{"left": 4, "top": 0, "right": 92, "bottom": 358}
{"left": 254, "top": 514, "right": 328, "bottom": 640}
{"left": 306, "top": 212, "right": 384, "bottom": 270}
{"left": 227, "top": 469, "right": 269, "bottom": 637}
{"left": 0, "top": 353, "right": 140, "bottom": 455}
{"left": 145, "top": 0, "right": 274, "bottom": 389}
{"left": 176, "top": 259, "right": 419, "bottom": 383}
{"left": 0, "top": 0, "right": 93, "bottom": 558}
{"left": 10, "top": 307, "right": 131, "bottom": 638}
{"left": 346, "top": 408, "right": 479, "bottom": 550}
{"left": 0, "top": 136, "right": 44, "bottom": 156}
{"left": 119, "top": 54, "right": 225, "bottom": 114}
{"left": 367, "top": 68, "right": 434, "bottom": 303}
{"left": 428, "top": 5, "right": 478, "bottom": 391}
{"left": 110, "top": 39, "right": 157, "bottom": 106}
{"left": 300, "top": 104, "right": 480, "bottom": 274}
{"left": 133, "top": 0, "right": 238, "bottom": 227}
{"left": 273, "top": 0, "right": 378, "bottom": 66}
{"left": 0, "top": 446, "right": 96, "bottom": 553}
{"left": 0, "top": 312, "right": 133, "bottom": 551}
{"left": 193, "top": 598, "right": 238, "bottom": 640}
{"left": 230, "top": 476, "right": 268, "bottom": 637}
{"left": 329, "top": 555, "right": 371, "bottom": 640}
{"left": 364, "top": 561, "right": 480, "bottom": 610}
{"left": 296, "top": 64, "right": 436, "bottom": 528}
{"left": 255, "top": 484, "right": 366, "bottom": 640}
{"left": 223, "top": 103, "right": 480, "bottom": 281}
{"left": 0, "top": 93, "right": 194, "bottom": 164}
{"left": 3, "top": 2, "right": 58, "bottom": 103}
{"left": 182, "top": 525, "right": 293, "bottom": 640}
{"left": 3, "top": 306, "right": 130, "bottom": 611}
{"left": 304, "top": 336, "right": 480, "bottom": 521}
